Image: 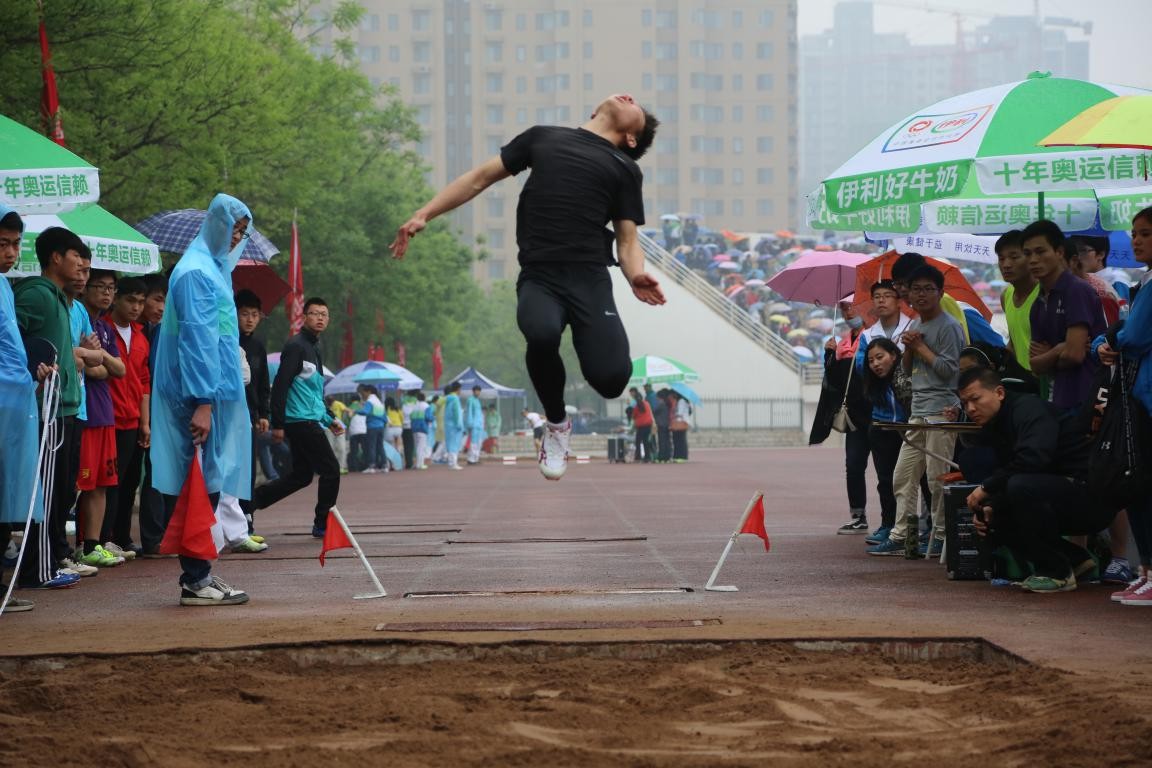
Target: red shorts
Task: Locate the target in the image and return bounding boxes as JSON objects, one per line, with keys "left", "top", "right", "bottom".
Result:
{"left": 76, "top": 425, "right": 119, "bottom": 491}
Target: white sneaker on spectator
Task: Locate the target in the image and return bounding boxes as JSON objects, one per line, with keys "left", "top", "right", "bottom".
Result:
{"left": 539, "top": 419, "right": 571, "bottom": 481}
{"left": 58, "top": 558, "right": 99, "bottom": 577}
{"left": 180, "top": 577, "right": 249, "bottom": 606}
{"left": 102, "top": 542, "right": 137, "bottom": 561}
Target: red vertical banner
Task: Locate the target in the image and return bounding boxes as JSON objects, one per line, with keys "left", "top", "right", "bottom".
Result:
{"left": 340, "top": 296, "right": 355, "bottom": 369}
{"left": 432, "top": 341, "right": 443, "bottom": 389}
{"left": 369, "top": 343, "right": 385, "bottom": 362}
{"left": 366, "top": 342, "right": 376, "bottom": 362}
{"left": 287, "top": 212, "right": 304, "bottom": 335}
{"left": 38, "top": 3, "right": 66, "bottom": 146}
{"left": 394, "top": 341, "right": 406, "bottom": 367}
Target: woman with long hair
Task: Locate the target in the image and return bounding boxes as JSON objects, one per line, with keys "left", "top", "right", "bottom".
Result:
{"left": 860, "top": 337, "right": 911, "bottom": 544}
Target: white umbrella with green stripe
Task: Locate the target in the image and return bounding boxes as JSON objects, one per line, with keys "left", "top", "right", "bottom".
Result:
{"left": 10, "top": 204, "right": 160, "bottom": 276}
{"left": 0, "top": 115, "right": 100, "bottom": 214}
{"left": 819, "top": 73, "right": 1152, "bottom": 219}
{"left": 629, "top": 355, "right": 700, "bottom": 385}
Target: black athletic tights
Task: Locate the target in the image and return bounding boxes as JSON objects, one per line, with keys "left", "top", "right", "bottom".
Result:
{"left": 517, "top": 263, "right": 631, "bottom": 424}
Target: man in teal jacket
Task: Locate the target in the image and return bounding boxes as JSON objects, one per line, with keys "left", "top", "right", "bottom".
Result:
{"left": 254, "top": 297, "right": 344, "bottom": 537}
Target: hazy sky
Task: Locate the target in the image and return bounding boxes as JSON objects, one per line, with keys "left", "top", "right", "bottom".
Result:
{"left": 798, "top": 0, "right": 1152, "bottom": 90}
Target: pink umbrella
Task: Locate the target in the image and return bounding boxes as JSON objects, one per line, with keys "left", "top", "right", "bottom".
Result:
{"left": 765, "top": 250, "right": 871, "bottom": 306}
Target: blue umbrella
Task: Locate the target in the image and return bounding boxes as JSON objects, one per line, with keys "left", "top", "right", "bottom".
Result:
{"left": 1107, "top": 230, "right": 1140, "bottom": 269}
{"left": 353, "top": 365, "right": 403, "bottom": 389}
{"left": 136, "top": 208, "right": 279, "bottom": 262}
{"left": 670, "top": 381, "right": 701, "bottom": 406}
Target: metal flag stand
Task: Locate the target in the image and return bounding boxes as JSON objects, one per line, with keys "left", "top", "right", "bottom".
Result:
{"left": 704, "top": 491, "right": 765, "bottom": 592}
{"left": 1, "top": 363, "right": 61, "bottom": 616}
{"left": 328, "top": 506, "right": 388, "bottom": 600}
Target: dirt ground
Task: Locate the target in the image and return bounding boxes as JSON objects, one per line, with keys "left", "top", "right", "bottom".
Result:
{"left": 3, "top": 641, "right": 1151, "bottom": 767}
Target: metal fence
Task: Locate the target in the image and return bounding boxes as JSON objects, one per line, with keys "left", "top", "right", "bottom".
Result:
{"left": 616, "top": 397, "right": 803, "bottom": 430}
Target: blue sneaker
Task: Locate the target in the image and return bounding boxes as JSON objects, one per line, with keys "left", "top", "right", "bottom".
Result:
{"left": 20, "top": 570, "right": 82, "bottom": 589}
{"left": 865, "top": 526, "right": 892, "bottom": 545}
{"left": 918, "top": 538, "right": 944, "bottom": 557}
{"left": 1101, "top": 558, "right": 1133, "bottom": 585}
{"left": 311, "top": 526, "right": 326, "bottom": 539}
{"left": 867, "top": 539, "right": 905, "bottom": 556}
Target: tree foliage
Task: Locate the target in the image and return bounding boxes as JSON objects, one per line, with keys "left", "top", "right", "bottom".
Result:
{"left": 0, "top": 1, "right": 529, "bottom": 391}
{"left": 0, "top": 0, "right": 599, "bottom": 405}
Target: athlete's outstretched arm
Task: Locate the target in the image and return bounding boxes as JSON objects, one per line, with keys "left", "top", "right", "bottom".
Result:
{"left": 390, "top": 156, "right": 511, "bottom": 259}
{"left": 615, "top": 220, "right": 666, "bottom": 306}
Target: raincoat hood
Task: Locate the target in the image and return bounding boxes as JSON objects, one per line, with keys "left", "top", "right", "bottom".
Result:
{"left": 190, "top": 193, "right": 251, "bottom": 274}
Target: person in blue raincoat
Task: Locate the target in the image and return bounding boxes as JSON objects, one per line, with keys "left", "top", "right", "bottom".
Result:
{"left": 151, "top": 193, "right": 252, "bottom": 607}
{"left": 0, "top": 206, "right": 49, "bottom": 610}
{"left": 465, "top": 385, "right": 486, "bottom": 465}
{"left": 443, "top": 381, "right": 464, "bottom": 470}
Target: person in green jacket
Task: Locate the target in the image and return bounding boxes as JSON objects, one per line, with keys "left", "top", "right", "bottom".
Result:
{"left": 14, "top": 228, "right": 102, "bottom": 589}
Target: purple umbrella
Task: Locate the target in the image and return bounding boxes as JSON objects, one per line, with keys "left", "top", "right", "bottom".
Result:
{"left": 765, "top": 250, "right": 871, "bottom": 306}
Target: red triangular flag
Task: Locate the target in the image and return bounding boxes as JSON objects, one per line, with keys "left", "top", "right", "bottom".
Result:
{"left": 739, "top": 495, "right": 770, "bottom": 551}
{"left": 158, "top": 453, "right": 218, "bottom": 560}
{"left": 319, "top": 509, "right": 353, "bottom": 566}
{"left": 39, "top": 11, "right": 66, "bottom": 147}
{"left": 287, "top": 214, "right": 304, "bottom": 335}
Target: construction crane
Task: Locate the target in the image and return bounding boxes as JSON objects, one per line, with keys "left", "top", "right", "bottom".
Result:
{"left": 871, "top": 1, "right": 1092, "bottom": 92}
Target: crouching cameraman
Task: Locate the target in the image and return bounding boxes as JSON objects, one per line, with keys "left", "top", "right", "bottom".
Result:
{"left": 958, "top": 367, "right": 1117, "bottom": 593}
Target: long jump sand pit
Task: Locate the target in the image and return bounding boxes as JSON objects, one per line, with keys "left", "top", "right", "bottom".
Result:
{"left": 2, "top": 638, "right": 1149, "bottom": 767}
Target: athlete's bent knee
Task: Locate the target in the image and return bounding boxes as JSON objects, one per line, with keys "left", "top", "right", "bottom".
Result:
{"left": 586, "top": 364, "right": 630, "bottom": 400}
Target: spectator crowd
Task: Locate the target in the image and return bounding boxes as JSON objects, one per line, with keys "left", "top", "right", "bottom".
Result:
{"left": 808, "top": 210, "right": 1152, "bottom": 604}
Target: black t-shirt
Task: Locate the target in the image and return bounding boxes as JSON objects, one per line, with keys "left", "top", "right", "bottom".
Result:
{"left": 500, "top": 125, "right": 645, "bottom": 266}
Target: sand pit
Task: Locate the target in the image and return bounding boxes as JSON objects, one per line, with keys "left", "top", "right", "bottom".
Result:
{"left": 3, "top": 639, "right": 1150, "bottom": 767}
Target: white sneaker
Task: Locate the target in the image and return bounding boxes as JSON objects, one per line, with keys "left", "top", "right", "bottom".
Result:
{"left": 102, "top": 542, "right": 137, "bottom": 561}
{"left": 58, "top": 558, "right": 99, "bottom": 577}
{"left": 539, "top": 419, "right": 572, "bottom": 481}
{"left": 180, "top": 576, "right": 249, "bottom": 606}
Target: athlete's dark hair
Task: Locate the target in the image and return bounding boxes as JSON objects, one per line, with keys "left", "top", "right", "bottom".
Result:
{"left": 959, "top": 366, "right": 1002, "bottom": 392}
{"left": 116, "top": 277, "right": 147, "bottom": 298}
{"left": 622, "top": 107, "right": 660, "bottom": 161}
{"left": 35, "top": 226, "right": 86, "bottom": 270}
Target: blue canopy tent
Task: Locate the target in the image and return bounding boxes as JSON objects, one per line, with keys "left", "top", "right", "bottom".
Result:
{"left": 447, "top": 368, "right": 527, "bottom": 440}
{"left": 447, "top": 367, "right": 526, "bottom": 398}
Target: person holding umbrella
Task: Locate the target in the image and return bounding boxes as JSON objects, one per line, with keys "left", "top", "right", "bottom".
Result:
{"left": 390, "top": 94, "right": 664, "bottom": 481}
{"left": 150, "top": 194, "right": 252, "bottom": 606}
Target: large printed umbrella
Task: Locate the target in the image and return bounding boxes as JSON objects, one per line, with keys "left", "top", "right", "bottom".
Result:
{"left": 819, "top": 73, "right": 1151, "bottom": 221}
{"left": 765, "top": 250, "right": 871, "bottom": 306}
{"left": 9, "top": 204, "right": 159, "bottom": 276}
{"left": 1041, "top": 95, "right": 1152, "bottom": 151}
{"left": 629, "top": 355, "right": 699, "bottom": 385}
{"left": 136, "top": 208, "right": 279, "bottom": 262}
{"left": 0, "top": 114, "right": 100, "bottom": 213}
{"left": 808, "top": 173, "right": 1152, "bottom": 240}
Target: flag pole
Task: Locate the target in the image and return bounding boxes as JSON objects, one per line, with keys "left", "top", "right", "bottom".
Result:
{"left": 329, "top": 507, "right": 388, "bottom": 599}
{"left": 704, "top": 491, "right": 764, "bottom": 592}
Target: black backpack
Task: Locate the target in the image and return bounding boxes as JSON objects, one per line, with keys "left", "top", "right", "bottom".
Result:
{"left": 1086, "top": 353, "right": 1152, "bottom": 510}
